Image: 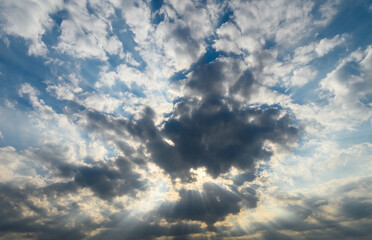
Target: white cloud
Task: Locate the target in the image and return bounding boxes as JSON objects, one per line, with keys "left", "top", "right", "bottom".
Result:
{"left": 317, "top": 46, "right": 372, "bottom": 130}
{"left": 19, "top": 83, "right": 55, "bottom": 119}
{"left": 314, "top": 0, "right": 341, "bottom": 26}
{"left": 56, "top": 0, "right": 123, "bottom": 60}
{"left": 293, "top": 34, "right": 347, "bottom": 65}
{"left": 247, "top": 34, "right": 347, "bottom": 88}
{"left": 17, "top": 83, "right": 89, "bottom": 160}
{"left": 83, "top": 93, "right": 122, "bottom": 113}
{"left": 290, "top": 66, "right": 317, "bottom": 87}
{"left": 0, "top": 0, "right": 63, "bottom": 56}
{"left": 153, "top": 1, "right": 214, "bottom": 71}
{"left": 0, "top": 146, "right": 27, "bottom": 182}
{"left": 120, "top": 0, "right": 153, "bottom": 47}
{"left": 46, "top": 74, "right": 83, "bottom": 101}
{"left": 275, "top": 46, "right": 372, "bottom": 137}
{"left": 214, "top": 21, "right": 261, "bottom": 54}
{"left": 229, "top": 0, "right": 315, "bottom": 47}
{"left": 212, "top": 1, "right": 343, "bottom": 88}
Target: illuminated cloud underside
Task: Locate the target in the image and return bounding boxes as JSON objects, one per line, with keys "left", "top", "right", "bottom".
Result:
{"left": 0, "top": 0, "right": 371, "bottom": 239}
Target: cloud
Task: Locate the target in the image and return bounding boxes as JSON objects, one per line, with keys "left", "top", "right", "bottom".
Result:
{"left": 159, "top": 97, "right": 298, "bottom": 178}
{"left": 151, "top": 59, "right": 298, "bottom": 179}
{"left": 0, "top": 183, "right": 87, "bottom": 240}
{"left": 229, "top": 0, "right": 316, "bottom": 48}
{"left": 74, "top": 157, "right": 146, "bottom": 200}
{"left": 31, "top": 143, "right": 146, "bottom": 200}
{"left": 56, "top": 0, "right": 123, "bottom": 60}
{"left": 159, "top": 182, "right": 245, "bottom": 226}
{"left": 82, "top": 57, "right": 299, "bottom": 182}
{"left": 154, "top": 0, "right": 214, "bottom": 71}
{"left": 89, "top": 214, "right": 204, "bottom": 240}
{"left": 292, "top": 34, "right": 347, "bottom": 65}
{"left": 1, "top": 0, "right": 371, "bottom": 239}
{"left": 0, "top": 0, "right": 63, "bottom": 56}
{"left": 312, "top": 46, "right": 372, "bottom": 130}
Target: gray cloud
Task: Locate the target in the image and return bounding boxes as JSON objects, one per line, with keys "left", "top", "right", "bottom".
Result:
{"left": 74, "top": 157, "right": 145, "bottom": 200}
{"left": 83, "top": 59, "right": 297, "bottom": 181}
{"left": 160, "top": 96, "right": 298, "bottom": 178}
{"left": 0, "top": 184, "right": 87, "bottom": 240}
{"left": 226, "top": 178, "right": 372, "bottom": 240}
{"left": 88, "top": 212, "right": 204, "bottom": 240}
{"left": 159, "top": 182, "right": 255, "bottom": 226}
{"left": 32, "top": 143, "right": 146, "bottom": 200}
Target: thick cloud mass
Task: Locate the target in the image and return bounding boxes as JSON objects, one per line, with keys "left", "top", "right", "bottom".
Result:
{"left": 32, "top": 143, "right": 146, "bottom": 200}
{"left": 159, "top": 182, "right": 244, "bottom": 225}
{"left": 74, "top": 157, "right": 145, "bottom": 200}
{"left": 85, "top": 91, "right": 298, "bottom": 180}
{"left": 137, "top": 60, "right": 298, "bottom": 179}
{"left": 160, "top": 96, "right": 298, "bottom": 178}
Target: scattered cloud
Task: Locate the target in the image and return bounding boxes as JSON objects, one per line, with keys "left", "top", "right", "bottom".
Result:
{"left": 0, "top": 0, "right": 371, "bottom": 239}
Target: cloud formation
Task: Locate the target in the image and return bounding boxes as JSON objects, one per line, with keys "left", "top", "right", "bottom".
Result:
{"left": 0, "top": 0, "right": 371, "bottom": 239}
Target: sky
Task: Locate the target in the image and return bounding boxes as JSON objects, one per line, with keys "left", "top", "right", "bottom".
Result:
{"left": 0, "top": 0, "right": 371, "bottom": 239}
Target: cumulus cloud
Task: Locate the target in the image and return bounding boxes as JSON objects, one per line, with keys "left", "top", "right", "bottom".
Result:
{"left": 56, "top": 0, "right": 123, "bottom": 60}
{"left": 0, "top": 0, "right": 63, "bottom": 56}
{"left": 289, "top": 46, "right": 372, "bottom": 132}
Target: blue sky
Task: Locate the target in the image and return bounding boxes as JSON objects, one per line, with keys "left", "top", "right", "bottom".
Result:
{"left": 0, "top": 0, "right": 371, "bottom": 239}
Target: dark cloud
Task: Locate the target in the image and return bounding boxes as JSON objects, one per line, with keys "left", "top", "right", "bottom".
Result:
{"left": 0, "top": 184, "right": 87, "bottom": 240}
{"left": 159, "top": 96, "right": 298, "bottom": 178}
{"left": 150, "top": 60, "right": 297, "bottom": 179}
{"left": 32, "top": 143, "right": 146, "bottom": 200}
{"left": 340, "top": 198, "right": 372, "bottom": 220}
{"left": 229, "top": 70, "right": 255, "bottom": 98}
{"left": 186, "top": 60, "right": 227, "bottom": 97}
{"left": 89, "top": 213, "right": 204, "bottom": 240}
{"left": 231, "top": 171, "right": 256, "bottom": 186}
{"left": 71, "top": 57, "right": 300, "bottom": 237}
{"left": 97, "top": 95, "right": 298, "bottom": 181}
{"left": 262, "top": 230, "right": 293, "bottom": 240}
{"left": 83, "top": 59, "right": 299, "bottom": 181}
{"left": 235, "top": 180, "right": 372, "bottom": 240}
{"left": 74, "top": 159, "right": 145, "bottom": 200}
{"left": 172, "top": 25, "right": 201, "bottom": 60}
{"left": 159, "top": 182, "right": 253, "bottom": 226}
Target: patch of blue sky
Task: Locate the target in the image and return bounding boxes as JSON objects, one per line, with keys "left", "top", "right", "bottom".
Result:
{"left": 150, "top": 0, "right": 164, "bottom": 11}
{"left": 243, "top": 103, "right": 284, "bottom": 112}
{"left": 42, "top": 10, "right": 68, "bottom": 48}
{"left": 0, "top": 37, "right": 51, "bottom": 106}
{"left": 151, "top": 11, "right": 165, "bottom": 25}
{"left": 263, "top": 38, "right": 276, "bottom": 50}
{"left": 216, "top": 5, "right": 234, "bottom": 28}
{"left": 0, "top": 107, "right": 35, "bottom": 149}
{"left": 150, "top": 0, "right": 165, "bottom": 25}
{"left": 128, "top": 82, "right": 147, "bottom": 98}
{"left": 317, "top": 1, "right": 372, "bottom": 46}
{"left": 169, "top": 69, "right": 188, "bottom": 82}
